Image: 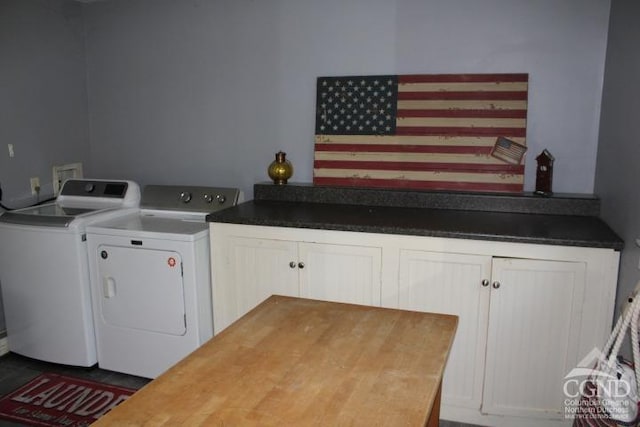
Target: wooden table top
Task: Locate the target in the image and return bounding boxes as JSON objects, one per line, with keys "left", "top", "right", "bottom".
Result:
{"left": 94, "top": 296, "right": 457, "bottom": 426}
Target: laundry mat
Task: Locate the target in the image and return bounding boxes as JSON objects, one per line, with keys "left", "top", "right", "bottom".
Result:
{"left": 0, "top": 373, "right": 136, "bottom": 427}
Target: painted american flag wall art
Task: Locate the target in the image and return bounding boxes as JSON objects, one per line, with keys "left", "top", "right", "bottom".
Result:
{"left": 313, "top": 73, "right": 529, "bottom": 193}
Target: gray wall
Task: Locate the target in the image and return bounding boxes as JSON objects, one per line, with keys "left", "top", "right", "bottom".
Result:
{"left": 0, "top": 0, "right": 625, "bottom": 339}
{"left": 83, "top": 0, "right": 611, "bottom": 199}
{"left": 0, "top": 0, "right": 90, "bottom": 206}
{"left": 0, "top": 0, "right": 90, "bottom": 334}
{"left": 595, "top": 0, "right": 640, "bottom": 320}
{"left": 0, "top": 0, "right": 614, "bottom": 202}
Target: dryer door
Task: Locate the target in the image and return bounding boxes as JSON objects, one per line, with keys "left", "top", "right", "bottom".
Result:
{"left": 96, "top": 245, "right": 186, "bottom": 336}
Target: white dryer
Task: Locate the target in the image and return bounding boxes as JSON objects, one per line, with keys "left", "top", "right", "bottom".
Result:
{"left": 86, "top": 185, "right": 241, "bottom": 378}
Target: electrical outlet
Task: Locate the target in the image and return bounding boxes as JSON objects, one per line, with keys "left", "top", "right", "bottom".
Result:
{"left": 7, "top": 144, "right": 14, "bottom": 158}
{"left": 30, "top": 177, "right": 40, "bottom": 195}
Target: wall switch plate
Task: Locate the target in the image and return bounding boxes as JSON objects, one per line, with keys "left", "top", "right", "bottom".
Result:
{"left": 30, "top": 177, "right": 40, "bottom": 195}
{"left": 7, "top": 144, "right": 14, "bottom": 158}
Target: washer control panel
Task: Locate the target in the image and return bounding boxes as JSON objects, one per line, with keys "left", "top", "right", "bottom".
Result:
{"left": 61, "top": 179, "right": 129, "bottom": 198}
{"left": 57, "top": 179, "right": 141, "bottom": 209}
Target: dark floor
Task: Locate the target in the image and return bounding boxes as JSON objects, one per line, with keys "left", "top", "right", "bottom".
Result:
{"left": 0, "top": 352, "right": 150, "bottom": 427}
{"left": 0, "top": 352, "right": 480, "bottom": 427}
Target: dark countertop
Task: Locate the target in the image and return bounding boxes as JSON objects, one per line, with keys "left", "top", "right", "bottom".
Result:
{"left": 207, "top": 183, "right": 624, "bottom": 250}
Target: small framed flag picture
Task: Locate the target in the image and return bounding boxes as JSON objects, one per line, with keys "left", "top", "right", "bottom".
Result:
{"left": 490, "top": 136, "right": 527, "bottom": 165}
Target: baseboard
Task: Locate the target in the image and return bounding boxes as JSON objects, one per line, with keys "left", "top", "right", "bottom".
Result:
{"left": 0, "top": 336, "right": 9, "bottom": 356}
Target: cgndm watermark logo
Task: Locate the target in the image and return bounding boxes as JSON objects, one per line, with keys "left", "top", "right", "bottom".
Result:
{"left": 563, "top": 347, "right": 638, "bottom": 422}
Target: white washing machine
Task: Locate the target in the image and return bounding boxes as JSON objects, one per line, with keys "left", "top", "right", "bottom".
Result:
{"left": 0, "top": 179, "right": 140, "bottom": 366}
{"left": 86, "top": 185, "right": 241, "bottom": 378}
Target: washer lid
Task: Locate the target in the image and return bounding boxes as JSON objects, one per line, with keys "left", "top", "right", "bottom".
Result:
{"left": 0, "top": 203, "right": 107, "bottom": 227}
{"left": 0, "top": 179, "right": 140, "bottom": 228}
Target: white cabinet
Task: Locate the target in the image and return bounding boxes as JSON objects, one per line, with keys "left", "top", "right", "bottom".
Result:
{"left": 212, "top": 236, "right": 299, "bottom": 333}
{"left": 483, "top": 258, "right": 585, "bottom": 420}
{"left": 298, "top": 242, "right": 381, "bottom": 305}
{"left": 398, "top": 250, "right": 491, "bottom": 411}
{"left": 210, "top": 222, "right": 619, "bottom": 427}
{"left": 210, "top": 224, "right": 382, "bottom": 333}
{"left": 397, "top": 251, "right": 587, "bottom": 421}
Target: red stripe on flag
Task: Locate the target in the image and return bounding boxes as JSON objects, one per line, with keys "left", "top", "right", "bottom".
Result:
{"left": 314, "top": 160, "right": 524, "bottom": 174}
{"left": 398, "top": 91, "right": 528, "bottom": 101}
{"left": 314, "top": 143, "right": 491, "bottom": 155}
{"left": 396, "top": 127, "right": 526, "bottom": 137}
{"left": 399, "top": 74, "right": 528, "bottom": 83}
{"left": 397, "top": 109, "right": 527, "bottom": 118}
{"left": 313, "top": 177, "right": 523, "bottom": 193}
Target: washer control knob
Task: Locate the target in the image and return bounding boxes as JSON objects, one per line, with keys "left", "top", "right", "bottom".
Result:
{"left": 203, "top": 194, "right": 213, "bottom": 203}
{"left": 179, "top": 191, "right": 192, "bottom": 203}
{"left": 85, "top": 183, "right": 95, "bottom": 193}
{"left": 215, "top": 194, "right": 226, "bottom": 204}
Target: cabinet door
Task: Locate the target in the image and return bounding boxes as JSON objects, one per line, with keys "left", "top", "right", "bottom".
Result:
{"left": 398, "top": 250, "right": 491, "bottom": 411}
{"left": 482, "top": 258, "right": 586, "bottom": 419}
{"left": 212, "top": 236, "right": 298, "bottom": 333}
{"left": 298, "top": 242, "right": 382, "bottom": 306}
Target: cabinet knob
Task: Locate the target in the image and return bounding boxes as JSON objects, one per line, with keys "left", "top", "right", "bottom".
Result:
{"left": 492, "top": 281, "right": 501, "bottom": 289}
{"left": 289, "top": 261, "right": 296, "bottom": 268}
{"left": 481, "top": 279, "right": 490, "bottom": 287}
{"left": 298, "top": 262, "right": 305, "bottom": 269}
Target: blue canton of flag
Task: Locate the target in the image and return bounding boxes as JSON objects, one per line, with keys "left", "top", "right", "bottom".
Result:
{"left": 315, "top": 76, "right": 398, "bottom": 135}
